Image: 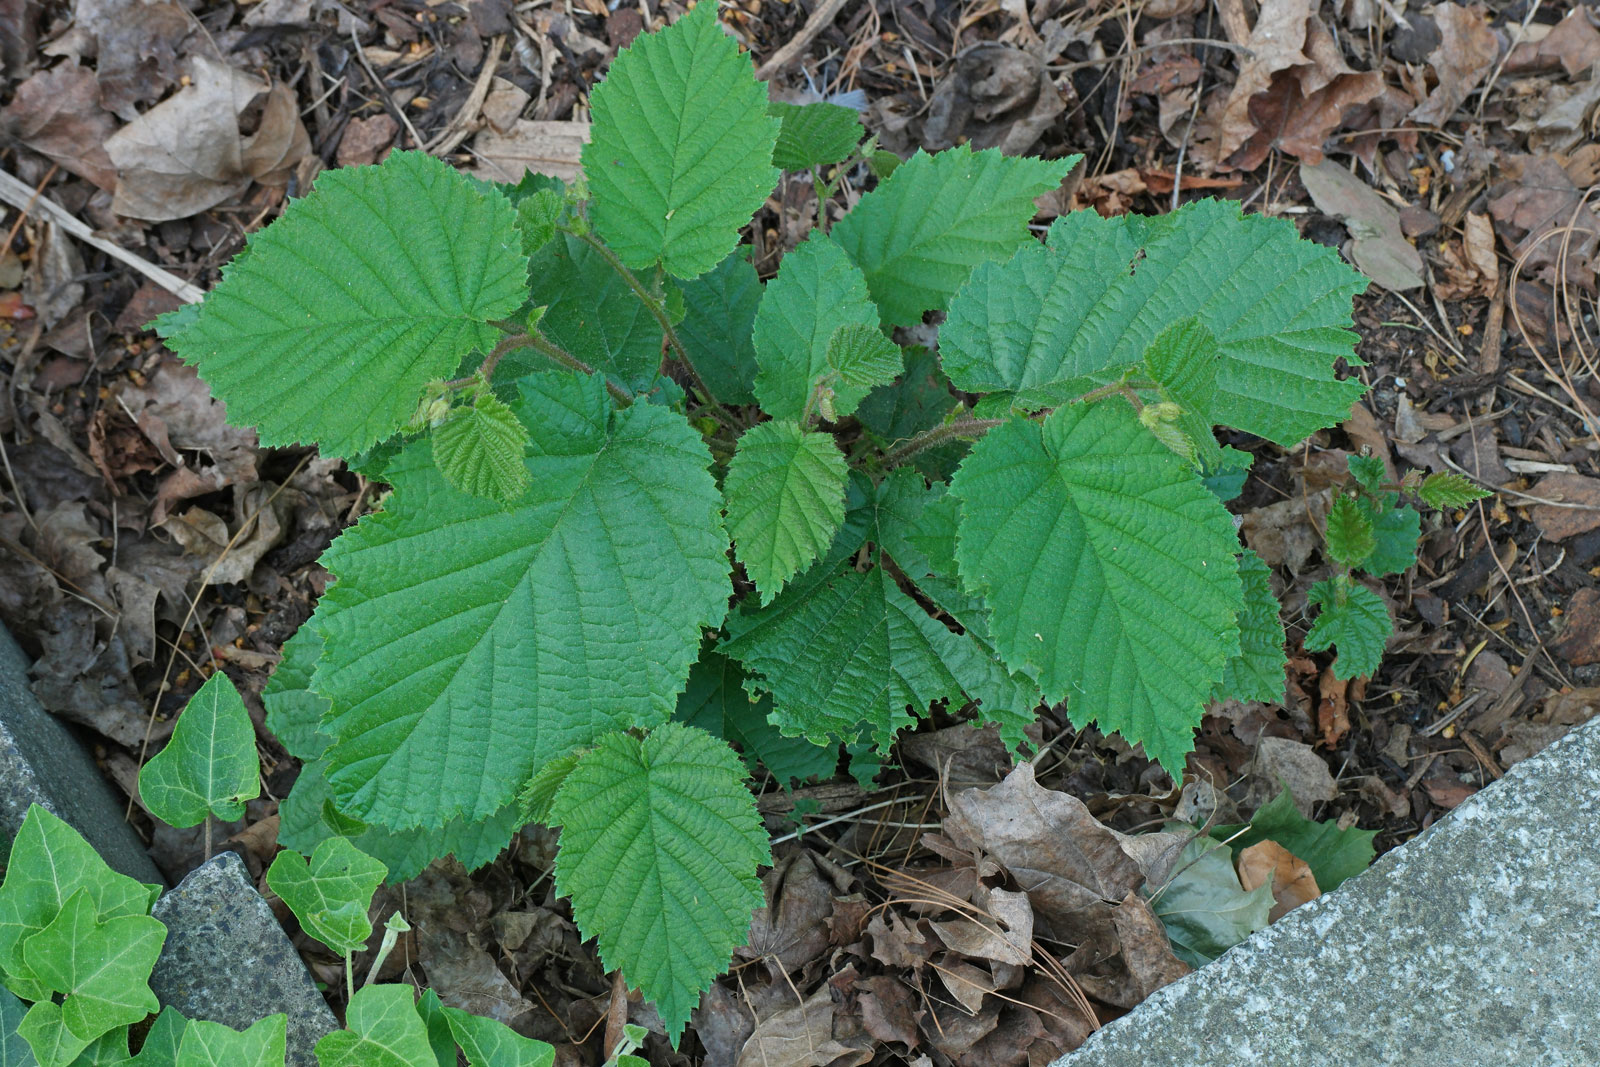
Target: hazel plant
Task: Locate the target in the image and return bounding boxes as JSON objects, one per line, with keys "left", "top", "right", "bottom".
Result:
{"left": 152, "top": 0, "right": 1483, "bottom": 1039}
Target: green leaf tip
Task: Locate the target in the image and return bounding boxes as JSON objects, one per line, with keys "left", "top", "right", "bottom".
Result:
{"left": 139, "top": 670, "right": 261, "bottom": 829}
{"left": 432, "top": 392, "right": 533, "bottom": 504}
{"left": 724, "top": 420, "right": 848, "bottom": 603}
{"left": 769, "top": 101, "right": 864, "bottom": 171}
{"left": 1418, "top": 471, "right": 1491, "bottom": 508}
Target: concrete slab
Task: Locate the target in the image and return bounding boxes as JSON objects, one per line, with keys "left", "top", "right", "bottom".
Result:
{"left": 1059, "top": 716, "right": 1600, "bottom": 1067}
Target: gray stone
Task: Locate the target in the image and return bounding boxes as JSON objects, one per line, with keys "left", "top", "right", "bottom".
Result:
{"left": 1057, "top": 717, "right": 1600, "bottom": 1067}
{"left": 150, "top": 852, "right": 337, "bottom": 1067}
{"left": 0, "top": 622, "right": 164, "bottom": 886}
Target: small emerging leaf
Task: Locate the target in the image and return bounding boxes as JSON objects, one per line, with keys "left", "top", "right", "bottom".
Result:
{"left": 516, "top": 751, "right": 584, "bottom": 826}
{"left": 825, "top": 322, "right": 902, "bottom": 398}
{"left": 1418, "top": 471, "right": 1491, "bottom": 508}
{"left": 723, "top": 420, "right": 848, "bottom": 603}
{"left": 1346, "top": 453, "right": 1385, "bottom": 493}
{"left": 174, "top": 1016, "right": 285, "bottom": 1067}
{"left": 432, "top": 392, "right": 532, "bottom": 504}
{"left": 514, "top": 189, "right": 565, "bottom": 256}
{"left": 769, "top": 101, "right": 864, "bottom": 171}
{"left": 1304, "top": 576, "right": 1390, "bottom": 680}
{"left": 1323, "top": 494, "right": 1376, "bottom": 569}
{"left": 139, "top": 671, "right": 261, "bottom": 829}
{"left": 1142, "top": 316, "right": 1222, "bottom": 469}
{"left": 265, "top": 838, "right": 387, "bottom": 957}
{"left": 1359, "top": 494, "right": 1420, "bottom": 577}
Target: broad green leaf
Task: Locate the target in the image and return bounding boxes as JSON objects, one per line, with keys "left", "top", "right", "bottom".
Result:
{"left": 1324, "top": 494, "right": 1376, "bottom": 569}
{"left": 584, "top": 1, "right": 779, "bottom": 278}
{"left": 830, "top": 146, "right": 1073, "bottom": 326}
{"left": 515, "top": 751, "right": 585, "bottom": 826}
{"left": 1305, "top": 576, "right": 1389, "bottom": 680}
{"left": 263, "top": 627, "right": 330, "bottom": 762}
{"left": 313, "top": 371, "right": 730, "bottom": 828}
{"left": 412, "top": 992, "right": 456, "bottom": 1067}
{"left": 1347, "top": 453, "right": 1385, "bottom": 493}
{"left": 1211, "top": 787, "right": 1377, "bottom": 892}
{"left": 724, "top": 420, "right": 848, "bottom": 603}
{"left": 138, "top": 671, "right": 260, "bottom": 829}
{"left": 265, "top": 838, "right": 387, "bottom": 957}
{"left": 314, "top": 985, "right": 435, "bottom": 1067}
{"left": 173, "top": 1016, "right": 285, "bottom": 1067}
{"left": 1358, "top": 493, "right": 1420, "bottom": 577}
{"left": 16, "top": 1004, "right": 88, "bottom": 1067}
{"left": 825, "top": 323, "right": 902, "bottom": 399}
{"left": 853, "top": 348, "right": 964, "bottom": 480}
{"left": 1418, "top": 471, "right": 1490, "bottom": 508}
{"left": 674, "top": 650, "right": 839, "bottom": 788}
{"left": 129, "top": 1008, "right": 187, "bottom": 1067}
{"left": 432, "top": 392, "right": 532, "bottom": 504}
{"left": 941, "top": 199, "right": 1368, "bottom": 446}
{"left": 21, "top": 891, "right": 163, "bottom": 1048}
{"left": 676, "top": 252, "right": 761, "bottom": 405}
{"left": 948, "top": 401, "right": 1245, "bottom": 774}
{"left": 0, "top": 989, "right": 37, "bottom": 1067}
{"left": 169, "top": 151, "right": 527, "bottom": 456}
{"left": 751, "top": 235, "right": 880, "bottom": 420}
{"left": 65, "top": 1028, "right": 128, "bottom": 1067}
{"left": 1146, "top": 827, "right": 1272, "bottom": 968}
{"left": 549, "top": 724, "right": 769, "bottom": 1045}
{"left": 0, "top": 807, "right": 161, "bottom": 1004}
{"left": 440, "top": 1007, "right": 554, "bottom": 1067}
{"left": 513, "top": 235, "right": 662, "bottom": 393}
{"left": 276, "top": 760, "right": 521, "bottom": 884}
{"left": 1211, "top": 549, "right": 1286, "bottom": 704}
{"left": 1142, "top": 316, "right": 1223, "bottom": 469}
{"left": 769, "top": 101, "right": 863, "bottom": 171}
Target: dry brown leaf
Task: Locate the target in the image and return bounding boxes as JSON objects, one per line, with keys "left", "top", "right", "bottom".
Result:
{"left": 1504, "top": 9, "right": 1600, "bottom": 76}
{"left": 1551, "top": 588, "right": 1600, "bottom": 667}
{"left": 738, "top": 851, "right": 835, "bottom": 973}
{"left": 1341, "top": 402, "right": 1396, "bottom": 482}
{"left": 0, "top": 63, "right": 119, "bottom": 189}
{"left": 1109, "top": 890, "right": 1191, "bottom": 998}
{"left": 1434, "top": 210, "right": 1500, "bottom": 300}
{"left": 1237, "top": 840, "right": 1321, "bottom": 921}
{"left": 1528, "top": 473, "right": 1600, "bottom": 540}
{"left": 469, "top": 119, "right": 589, "bottom": 184}
{"left": 922, "top": 42, "right": 1065, "bottom": 156}
{"left": 736, "top": 988, "right": 866, "bottom": 1067}
{"left": 1315, "top": 667, "right": 1351, "bottom": 750}
{"left": 1409, "top": 4, "right": 1501, "bottom": 125}
{"left": 1228, "top": 21, "right": 1383, "bottom": 169}
{"left": 42, "top": 0, "right": 192, "bottom": 118}
{"left": 856, "top": 975, "right": 921, "bottom": 1049}
{"left": 900, "top": 722, "right": 1014, "bottom": 785}
{"left": 1215, "top": 0, "right": 1313, "bottom": 161}
{"left": 1253, "top": 736, "right": 1338, "bottom": 813}
{"left": 1300, "top": 159, "right": 1424, "bottom": 291}
{"left": 1241, "top": 489, "right": 1331, "bottom": 571}
{"left": 929, "top": 886, "right": 1033, "bottom": 966}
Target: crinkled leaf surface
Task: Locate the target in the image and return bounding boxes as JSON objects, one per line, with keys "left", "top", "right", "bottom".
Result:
{"left": 1142, "top": 316, "right": 1223, "bottom": 469}
{"left": 674, "top": 650, "right": 839, "bottom": 788}
{"left": 312, "top": 371, "right": 730, "bottom": 828}
{"left": 138, "top": 671, "right": 260, "bottom": 829}
{"left": 830, "top": 146, "right": 1073, "bottom": 326}
{"left": 549, "top": 724, "right": 768, "bottom": 1045}
{"left": 1146, "top": 828, "right": 1272, "bottom": 969}
{"left": 1212, "top": 549, "right": 1286, "bottom": 704}
{"left": 1211, "top": 787, "right": 1377, "bottom": 892}
{"left": 21, "top": 889, "right": 163, "bottom": 1046}
{"left": 825, "top": 323, "right": 902, "bottom": 400}
{"left": 1305, "top": 576, "right": 1389, "bottom": 680}
{"left": 724, "top": 420, "right": 847, "bottom": 603}
{"left": 265, "top": 838, "right": 387, "bottom": 956}
{"left": 1324, "top": 495, "right": 1376, "bottom": 568}
{"left": 676, "top": 251, "right": 760, "bottom": 405}
{"left": 941, "top": 199, "right": 1368, "bottom": 446}
{"left": 314, "top": 985, "right": 434, "bottom": 1067}
{"left": 584, "top": 1, "right": 779, "bottom": 278}
{"left": 1419, "top": 472, "right": 1491, "bottom": 508}
{"left": 432, "top": 392, "right": 532, "bottom": 504}
{"left": 514, "top": 235, "right": 662, "bottom": 393}
{"left": 948, "top": 401, "right": 1245, "bottom": 774}
{"left": 752, "top": 235, "right": 879, "bottom": 420}
{"left": 0, "top": 807, "right": 160, "bottom": 1004}
{"left": 168, "top": 151, "right": 527, "bottom": 456}
{"left": 440, "top": 1007, "right": 554, "bottom": 1067}
{"left": 769, "top": 101, "right": 863, "bottom": 171}
{"left": 1358, "top": 493, "right": 1420, "bottom": 577}
{"left": 263, "top": 626, "right": 329, "bottom": 762}
{"left": 174, "top": 1016, "right": 284, "bottom": 1067}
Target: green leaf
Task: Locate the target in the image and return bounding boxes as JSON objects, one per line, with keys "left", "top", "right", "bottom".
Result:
{"left": 549, "top": 724, "right": 769, "bottom": 1045}
{"left": 66, "top": 1028, "right": 129, "bottom": 1067}
{"left": 751, "top": 235, "right": 880, "bottom": 421}
{"left": 173, "top": 1016, "right": 285, "bottom": 1067}
{"left": 138, "top": 671, "right": 260, "bottom": 829}
{"left": 1359, "top": 494, "right": 1420, "bottom": 577}
{"left": 432, "top": 392, "right": 532, "bottom": 504}
{"left": 20, "top": 890, "right": 163, "bottom": 1049}
{"left": 674, "top": 650, "right": 839, "bottom": 789}
{"left": 515, "top": 751, "right": 585, "bottom": 826}
{"left": 854, "top": 349, "right": 964, "bottom": 480}
{"left": 16, "top": 1005, "right": 88, "bottom": 1067}
{"left": 265, "top": 838, "right": 387, "bottom": 957}
{"left": 584, "top": 1, "right": 779, "bottom": 279}
{"left": 1142, "top": 316, "right": 1223, "bottom": 469}
{"left": 0, "top": 807, "right": 160, "bottom": 1004}
{"left": 168, "top": 151, "right": 527, "bottom": 456}
{"left": 1304, "top": 576, "right": 1390, "bottom": 680}
{"left": 1418, "top": 471, "right": 1491, "bottom": 509}
{"left": 1146, "top": 828, "right": 1272, "bottom": 968}
{"left": 1212, "top": 549, "right": 1287, "bottom": 704}
{"left": 676, "top": 252, "right": 761, "bottom": 405}
{"left": 128, "top": 1008, "right": 186, "bottom": 1067}
{"left": 312, "top": 371, "right": 730, "bottom": 828}
{"left": 412, "top": 992, "right": 456, "bottom": 1067}
{"left": 440, "top": 1007, "right": 554, "bottom": 1067}
{"left": 514, "top": 235, "right": 662, "bottom": 393}
{"left": 941, "top": 199, "right": 1368, "bottom": 446}
{"left": 830, "top": 146, "right": 1073, "bottom": 327}
{"left": 824, "top": 323, "right": 902, "bottom": 399}
{"left": 1210, "top": 787, "right": 1377, "bottom": 892}
{"left": 0, "top": 988, "right": 37, "bottom": 1067}
{"left": 1324, "top": 494, "right": 1376, "bottom": 569}
{"left": 315, "top": 986, "right": 435, "bottom": 1067}
{"left": 724, "top": 420, "right": 848, "bottom": 603}
{"left": 769, "top": 101, "right": 863, "bottom": 171}
{"left": 948, "top": 401, "right": 1245, "bottom": 774}
{"left": 514, "top": 189, "right": 565, "bottom": 256}
{"left": 1347, "top": 453, "right": 1385, "bottom": 493}
{"left": 263, "top": 627, "right": 330, "bottom": 762}
{"left": 1202, "top": 446, "right": 1253, "bottom": 503}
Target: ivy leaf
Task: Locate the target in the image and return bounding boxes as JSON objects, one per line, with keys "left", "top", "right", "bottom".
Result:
{"left": 584, "top": 1, "right": 779, "bottom": 279}
{"left": 314, "top": 985, "right": 435, "bottom": 1067}
{"left": 312, "top": 371, "right": 730, "bottom": 828}
{"left": 129, "top": 1007, "right": 187, "bottom": 1067}
{"left": 1212, "top": 549, "right": 1287, "bottom": 705}
{"left": 824, "top": 323, "right": 902, "bottom": 401}
{"left": 1210, "top": 787, "right": 1377, "bottom": 892}
{"left": 1142, "top": 316, "right": 1223, "bottom": 469}
{"left": 948, "top": 401, "right": 1245, "bottom": 775}
{"left": 15, "top": 1005, "right": 87, "bottom": 1067}
{"left": 724, "top": 420, "right": 848, "bottom": 603}
{"left": 830, "top": 146, "right": 1074, "bottom": 326}
{"left": 167, "top": 151, "right": 527, "bottom": 456}
{"left": 440, "top": 1007, "right": 554, "bottom": 1067}
{"left": 65, "top": 1027, "right": 130, "bottom": 1066}
{"left": 1359, "top": 494, "right": 1420, "bottom": 576}
{"left": 769, "top": 101, "right": 863, "bottom": 171}
{"left": 751, "top": 235, "right": 880, "bottom": 420}
{"left": 432, "top": 392, "right": 532, "bottom": 504}
{"left": 0, "top": 807, "right": 161, "bottom": 1004}
{"left": 1324, "top": 494, "right": 1376, "bottom": 569}
{"left": 0, "top": 989, "right": 35, "bottom": 1067}
{"left": 265, "top": 838, "right": 387, "bottom": 957}
{"left": 676, "top": 252, "right": 761, "bottom": 405}
{"left": 1146, "top": 828, "right": 1272, "bottom": 969}
{"left": 1418, "top": 471, "right": 1491, "bottom": 508}
{"left": 173, "top": 1016, "right": 285, "bottom": 1067}
{"left": 412, "top": 991, "right": 457, "bottom": 1067}
{"left": 549, "top": 724, "right": 769, "bottom": 1045}
{"left": 138, "top": 671, "right": 260, "bottom": 829}
{"left": 674, "top": 649, "right": 840, "bottom": 789}
{"left": 941, "top": 199, "right": 1368, "bottom": 446}
{"left": 20, "top": 890, "right": 164, "bottom": 1049}
{"left": 263, "top": 626, "right": 330, "bottom": 762}
{"left": 1305, "top": 576, "right": 1390, "bottom": 680}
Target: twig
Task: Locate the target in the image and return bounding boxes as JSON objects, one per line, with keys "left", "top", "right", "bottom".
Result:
{"left": 427, "top": 34, "right": 505, "bottom": 154}
{"left": 350, "top": 26, "right": 426, "bottom": 150}
{"left": 754, "top": 0, "right": 852, "bottom": 80}
{"left": 603, "top": 970, "right": 628, "bottom": 1060}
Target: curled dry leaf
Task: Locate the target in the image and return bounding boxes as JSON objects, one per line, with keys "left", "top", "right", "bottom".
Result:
{"left": 0, "top": 63, "right": 119, "bottom": 189}
{"left": 1409, "top": 3, "right": 1501, "bottom": 126}
{"left": 1434, "top": 210, "right": 1500, "bottom": 300}
{"left": 736, "top": 987, "right": 869, "bottom": 1067}
{"left": 1503, "top": 9, "right": 1600, "bottom": 77}
{"left": 1236, "top": 840, "right": 1321, "bottom": 921}
{"left": 923, "top": 42, "right": 1066, "bottom": 156}
{"left": 41, "top": 0, "right": 193, "bottom": 118}
{"left": 1299, "top": 158, "right": 1423, "bottom": 291}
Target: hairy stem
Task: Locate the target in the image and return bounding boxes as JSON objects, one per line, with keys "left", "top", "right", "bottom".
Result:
{"left": 454, "top": 330, "right": 634, "bottom": 407}
{"left": 884, "top": 417, "right": 1005, "bottom": 468}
